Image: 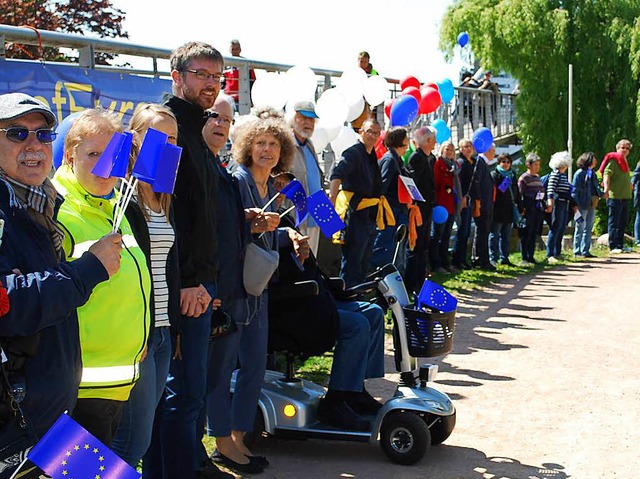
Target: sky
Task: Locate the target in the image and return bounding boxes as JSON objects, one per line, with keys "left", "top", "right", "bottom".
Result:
{"left": 111, "top": 0, "right": 468, "bottom": 84}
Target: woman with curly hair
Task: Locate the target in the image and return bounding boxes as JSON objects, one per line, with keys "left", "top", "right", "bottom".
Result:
{"left": 208, "top": 115, "right": 309, "bottom": 475}
{"left": 545, "top": 151, "right": 573, "bottom": 262}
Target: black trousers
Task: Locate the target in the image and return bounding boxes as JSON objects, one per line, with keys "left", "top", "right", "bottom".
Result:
{"left": 72, "top": 397, "right": 125, "bottom": 447}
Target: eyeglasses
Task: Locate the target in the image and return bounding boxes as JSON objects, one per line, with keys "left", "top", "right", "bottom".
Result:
{"left": 204, "top": 110, "right": 233, "bottom": 126}
{"left": 183, "top": 69, "right": 224, "bottom": 84}
{"left": 619, "top": 146, "right": 631, "bottom": 150}
{"left": 0, "top": 127, "right": 57, "bottom": 144}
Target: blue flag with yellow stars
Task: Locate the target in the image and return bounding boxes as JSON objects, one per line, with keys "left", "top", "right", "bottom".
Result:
{"left": 307, "top": 190, "right": 345, "bottom": 238}
{"left": 279, "top": 179, "right": 308, "bottom": 226}
{"left": 28, "top": 414, "right": 140, "bottom": 479}
{"left": 417, "top": 280, "right": 458, "bottom": 313}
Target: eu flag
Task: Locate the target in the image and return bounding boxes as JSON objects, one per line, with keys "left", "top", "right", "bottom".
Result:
{"left": 497, "top": 175, "right": 512, "bottom": 193}
{"left": 416, "top": 280, "right": 457, "bottom": 313}
{"left": 92, "top": 132, "right": 124, "bottom": 179}
{"left": 29, "top": 414, "right": 140, "bottom": 479}
{"left": 132, "top": 128, "right": 167, "bottom": 184}
{"left": 152, "top": 144, "right": 183, "bottom": 194}
{"left": 279, "top": 179, "right": 308, "bottom": 226}
{"left": 307, "top": 190, "right": 345, "bottom": 238}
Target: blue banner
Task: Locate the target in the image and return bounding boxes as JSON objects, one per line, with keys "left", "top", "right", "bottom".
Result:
{"left": 0, "top": 58, "right": 172, "bottom": 124}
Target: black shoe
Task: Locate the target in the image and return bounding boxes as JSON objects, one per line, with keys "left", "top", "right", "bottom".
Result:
{"left": 247, "top": 455, "right": 269, "bottom": 468}
{"left": 346, "top": 389, "right": 383, "bottom": 416}
{"left": 211, "top": 449, "right": 264, "bottom": 474}
{"left": 476, "top": 262, "right": 496, "bottom": 271}
{"left": 461, "top": 262, "right": 473, "bottom": 270}
{"left": 584, "top": 252, "right": 595, "bottom": 258}
{"left": 499, "top": 258, "right": 513, "bottom": 266}
{"left": 197, "top": 459, "right": 235, "bottom": 479}
{"left": 317, "top": 398, "right": 370, "bottom": 431}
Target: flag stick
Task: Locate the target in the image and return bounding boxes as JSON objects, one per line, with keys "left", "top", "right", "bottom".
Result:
{"left": 112, "top": 177, "right": 132, "bottom": 233}
{"left": 257, "top": 204, "right": 296, "bottom": 239}
{"left": 113, "top": 177, "right": 138, "bottom": 232}
{"left": 260, "top": 192, "right": 280, "bottom": 213}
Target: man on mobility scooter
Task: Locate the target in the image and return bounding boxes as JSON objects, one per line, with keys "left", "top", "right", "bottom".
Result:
{"left": 270, "top": 174, "right": 386, "bottom": 431}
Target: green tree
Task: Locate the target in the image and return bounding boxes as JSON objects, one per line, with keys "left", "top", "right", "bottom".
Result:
{"left": 0, "top": 0, "right": 127, "bottom": 64}
{"left": 440, "top": 0, "right": 640, "bottom": 163}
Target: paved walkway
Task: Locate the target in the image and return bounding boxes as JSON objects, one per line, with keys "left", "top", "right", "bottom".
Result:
{"left": 244, "top": 254, "right": 640, "bottom": 479}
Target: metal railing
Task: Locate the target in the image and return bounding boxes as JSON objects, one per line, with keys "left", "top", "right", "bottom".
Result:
{"left": 0, "top": 24, "right": 517, "bottom": 148}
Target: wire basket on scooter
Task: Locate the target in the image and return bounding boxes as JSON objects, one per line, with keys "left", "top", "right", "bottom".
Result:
{"left": 402, "top": 307, "right": 455, "bottom": 357}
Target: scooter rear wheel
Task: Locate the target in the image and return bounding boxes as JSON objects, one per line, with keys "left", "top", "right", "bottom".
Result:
{"left": 380, "top": 411, "right": 430, "bottom": 465}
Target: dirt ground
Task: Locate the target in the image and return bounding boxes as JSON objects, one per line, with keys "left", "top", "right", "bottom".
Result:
{"left": 235, "top": 254, "right": 640, "bottom": 479}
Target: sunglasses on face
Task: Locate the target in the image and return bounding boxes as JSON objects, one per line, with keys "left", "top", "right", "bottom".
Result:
{"left": 0, "top": 127, "right": 57, "bottom": 144}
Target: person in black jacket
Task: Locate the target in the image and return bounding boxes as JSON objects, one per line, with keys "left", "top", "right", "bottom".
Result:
{"left": 155, "top": 42, "right": 232, "bottom": 479}
{"left": 452, "top": 138, "right": 475, "bottom": 270}
{"left": 404, "top": 126, "right": 436, "bottom": 294}
{"left": 489, "top": 154, "right": 522, "bottom": 266}
{"left": 0, "top": 93, "right": 120, "bottom": 478}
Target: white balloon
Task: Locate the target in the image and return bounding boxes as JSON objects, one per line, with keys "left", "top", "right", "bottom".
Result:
{"left": 251, "top": 73, "right": 288, "bottom": 110}
{"left": 317, "top": 122, "right": 340, "bottom": 143}
{"left": 364, "top": 75, "right": 390, "bottom": 107}
{"left": 346, "top": 96, "right": 365, "bottom": 123}
{"left": 330, "top": 126, "right": 360, "bottom": 160}
{"left": 337, "top": 67, "right": 367, "bottom": 105}
{"left": 284, "top": 65, "right": 318, "bottom": 103}
{"left": 316, "top": 88, "right": 348, "bottom": 128}
{"left": 310, "top": 127, "right": 330, "bottom": 153}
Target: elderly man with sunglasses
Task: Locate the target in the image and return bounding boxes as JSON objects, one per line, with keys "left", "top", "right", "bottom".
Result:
{"left": 0, "top": 93, "right": 121, "bottom": 476}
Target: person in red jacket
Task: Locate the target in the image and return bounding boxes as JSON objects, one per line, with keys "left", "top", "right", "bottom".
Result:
{"left": 429, "top": 141, "right": 460, "bottom": 273}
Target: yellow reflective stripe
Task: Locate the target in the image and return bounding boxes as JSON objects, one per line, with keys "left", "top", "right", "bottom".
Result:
{"left": 81, "top": 363, "right": 139, "bottom": 384}
{"left": 72, "top": 234, "right": 138, "bottom": 259}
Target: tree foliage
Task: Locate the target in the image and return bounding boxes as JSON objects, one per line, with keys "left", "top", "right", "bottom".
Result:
{"left": 440, "top": 0, "right": 640, "bottom": 163}
{"left": 0, "top": 0, "right": 127, "bottom": 64}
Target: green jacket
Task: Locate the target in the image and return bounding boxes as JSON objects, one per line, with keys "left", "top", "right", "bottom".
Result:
{"left": 53, "top": 165, "right": 151, "bottom": 401}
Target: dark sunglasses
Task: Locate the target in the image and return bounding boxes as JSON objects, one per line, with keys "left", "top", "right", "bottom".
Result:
{"left": 0, "top": 127, "right": 57, "bottom": 144}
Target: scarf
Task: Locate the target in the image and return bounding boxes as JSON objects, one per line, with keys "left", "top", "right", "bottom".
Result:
{"left": 0, "top": 168, "right": 65, "bottom": 258}
{"left": 598, "top": 152, "right": 630, "bottom": 175}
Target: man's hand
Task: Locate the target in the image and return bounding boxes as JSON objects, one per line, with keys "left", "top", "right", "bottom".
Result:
{"left": 180, "top": 284, "right": 211, "bottom": 317}
{"left": 89, "top": 233, "right": 123, "bottom": 278}
{"left": 249, "top": 211, "right": 280, "bottom": 233}
{"left": 287, "top": 229, "right": 310, "bottom": 263}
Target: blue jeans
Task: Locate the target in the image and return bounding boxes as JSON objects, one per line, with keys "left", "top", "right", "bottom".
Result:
{"left": 371, "top": 207, "right": 408, "bottom": 271}
{"left": 452, "top": 205, "right": 472, "bottom": 266}
{"left": 635, "top": 208, "right": 640, "bottom": 245}
{"left": 489, "top": 222, "right": 513, "bottom": 263}
{"left": 341, "top": 212, "right": 377, "bottom": 288}
{"left": 546, "top": 200, "right": 568, "bottom": 257}
{"left": 573, "top": 207, "right": 596, "bottom": 255}
{"left": 429, "top": 212, "right": 454, "bottom": 269}
{"left": 143, "top": 283, "right": 216, "bottom": 479}
{"left": 607, "top": 199, "right": 629, "bottom": 249}
{"left": 206, "top": 295, "right": 267, "bottom": 436}
{"left": 330, "top": 301, "right": 385, "bottom": 391}
{"left": 113, "top": 326, "right": 172, "bottom": 467}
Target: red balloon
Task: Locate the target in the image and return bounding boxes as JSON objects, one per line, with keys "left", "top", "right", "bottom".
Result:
{"left": 419, "top": 87, "right": 442, "bottom": 114}
{"left": 425, "top": 82, "right": 439, "bottom": 91}
{"left": 400, "top": 75, "right": 421, "bottom": 91}
{"left": 374, "top": 134, "right": 386, "bottom": 160}
{"left": 384, "top": 98, "right": 395, "bottom": 119}
{"left": 401, "top": 86, "right": 422, "bottom": 104}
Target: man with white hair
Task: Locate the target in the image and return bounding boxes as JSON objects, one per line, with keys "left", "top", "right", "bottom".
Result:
{"left": 404, "top": 126, "right": 436, "bottom": 293}
{"left": 472, "top": 143, "right": 496, "bottom": 270}
{"left": 289, "top": 100, "right": 323, "bottom": 255}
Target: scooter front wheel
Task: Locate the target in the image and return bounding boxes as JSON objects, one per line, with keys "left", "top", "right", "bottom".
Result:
{"left": 380, "top": 411, "right": 431, "bottom": 465}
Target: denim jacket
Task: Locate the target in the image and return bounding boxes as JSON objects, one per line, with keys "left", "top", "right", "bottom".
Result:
{"left": 571, "top": 168, "right": 602, "bottom": 209}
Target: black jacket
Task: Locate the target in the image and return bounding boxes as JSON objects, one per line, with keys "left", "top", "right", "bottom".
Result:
{"left": 163, "top": 95, "right": 219, "bottom": 288}
{"left": 406, "top": 149, "right": 435, "bottom": 208}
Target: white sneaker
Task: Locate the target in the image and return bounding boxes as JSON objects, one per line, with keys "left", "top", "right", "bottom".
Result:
{"left": 610, "top": 248, "right": 623, "bottom": 254}
{"left": 547, "top": 256, "right": 559, "bottom": 264}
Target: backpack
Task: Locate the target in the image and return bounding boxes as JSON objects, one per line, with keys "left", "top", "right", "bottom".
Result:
{"left": 540, "top": 173, "right": 550, "bottom": 197}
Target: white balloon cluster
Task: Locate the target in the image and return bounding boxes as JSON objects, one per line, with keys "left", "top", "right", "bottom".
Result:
{"left": 248, "top": 65, "right": 390, "bottom": 157}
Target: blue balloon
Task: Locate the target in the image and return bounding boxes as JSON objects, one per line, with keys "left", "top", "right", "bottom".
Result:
{"left": 432, "top": 205, "right": 448, "bottom": 224}
{"left": 436, "top": 78, "right": 455, "bottom": 103}
{"left": 52, "top": 112, "right": 82, "bottom": 170}
{"left": 390, "top": 95, "right": 419, "bottom": 127}
{"left": 431, "top": 119, "right": 451, "bottom": 143}
{"left": 472, "top": 127, "right": 494, "bottom": 154}
{"left": 457, "top": 32, "right": 469, "bottom": 48}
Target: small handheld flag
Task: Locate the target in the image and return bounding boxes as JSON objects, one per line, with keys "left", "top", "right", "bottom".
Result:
{"left": 497, "top": 175, "right": 512, "bottom": 193}
{"left": 307, "top": 190, "right": 345, "bottom": 238}
{"left": 92, "top": 132, "right": 124, "bottom": 179}
{"left": 110, "top": 132, "right": 134, "bottom": 179}
{"left": 416, "top": 280, "right": 457, "bottom": 313}
{"left": 398, "top": 175, "right": 425, "bottom": 203}
{"left": 28, "top": 414, "right": 141, "bottom": 479}
{"left": 131, "top": 128, "right": 167, "bottom": 184}
{"left": 279, "top": 179, "right": 308, "bottom": 226}
{"left": 152, "top": 144, "right": 183, "bottom": 194}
